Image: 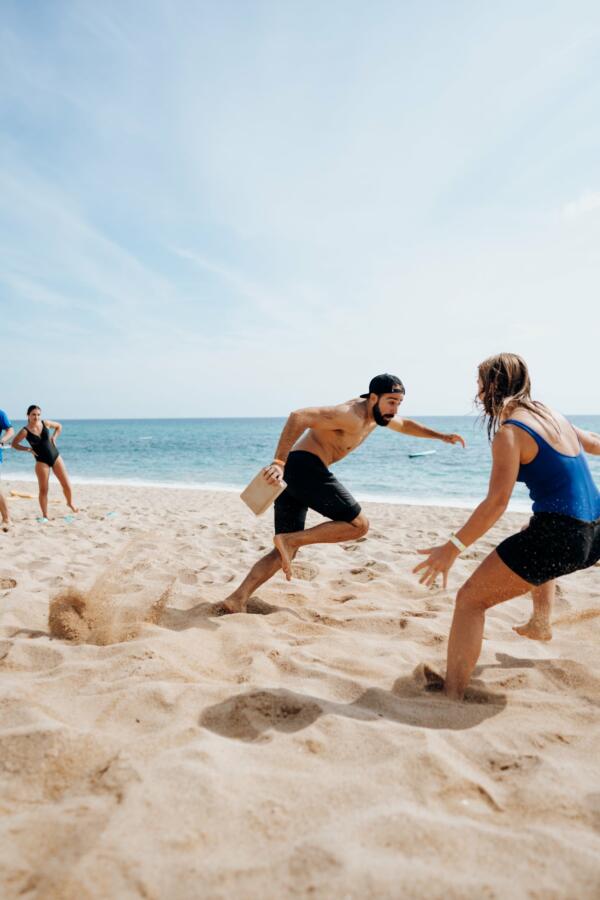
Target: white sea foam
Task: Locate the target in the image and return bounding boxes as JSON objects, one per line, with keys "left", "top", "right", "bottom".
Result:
{"left": 1, "top": 473, "right": 530, "bottom": 511}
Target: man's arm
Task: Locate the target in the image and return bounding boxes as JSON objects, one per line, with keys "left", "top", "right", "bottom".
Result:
{"left": 264, "top": 406, "right": 353, "bottom": 483}
{"left": 0, "top": 427, "right": 14, "bottom": 447}
{"left": 388, "top": 417, "right": 466, "bottom": 447}
{"left": 574, "top": 426, "right": 600, "bottom": 455}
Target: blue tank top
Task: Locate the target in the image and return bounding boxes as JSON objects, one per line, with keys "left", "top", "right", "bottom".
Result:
{"left": 504, "top": 419, "right": 600, "bottom": 522}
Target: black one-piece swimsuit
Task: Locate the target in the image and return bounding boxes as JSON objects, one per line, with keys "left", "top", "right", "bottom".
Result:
{"left": 26, "top": 423, "right": 60, "bottom": 468}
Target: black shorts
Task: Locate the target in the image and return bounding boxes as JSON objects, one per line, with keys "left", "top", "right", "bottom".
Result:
{"left": 274, "top": 451, "right": 362, "bottom": 534}
{"left": 496, "top": 512, "right": 600, "bottom": 586}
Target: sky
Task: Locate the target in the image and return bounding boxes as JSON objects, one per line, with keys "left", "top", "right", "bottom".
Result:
{"left": 1, "top": 0, "right": 599, "bottom": 418}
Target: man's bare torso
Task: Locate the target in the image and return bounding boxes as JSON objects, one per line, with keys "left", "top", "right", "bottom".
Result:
{"left": 294, "top": 399, "right": 376, "bottom": 467}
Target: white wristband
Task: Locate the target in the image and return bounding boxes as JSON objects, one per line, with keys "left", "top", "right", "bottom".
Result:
{"left": 448, "top": 532, "right": 467, "bottom": 554}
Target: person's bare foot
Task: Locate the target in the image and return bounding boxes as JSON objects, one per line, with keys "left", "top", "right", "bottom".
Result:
{"left": 513, "top": 618, "right": 552, "bottom": 642}
{"left": 1, "top": 520, "right": 10, "bottom": 533}
{"left": 68, "top": 504, "right": 79, "bottom": 513}
{"left": 273, "top": 534, "right": 294, "bottom": 581}
{"left": 221, "top": 592, "right": 247, "bottom": 614}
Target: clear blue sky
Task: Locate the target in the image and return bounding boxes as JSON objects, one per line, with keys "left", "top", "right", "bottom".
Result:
{"left": 1, "top": 1, "right": 599, "bottom": 418}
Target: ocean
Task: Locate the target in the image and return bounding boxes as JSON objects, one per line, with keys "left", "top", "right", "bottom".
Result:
{"left": 2, "top": 416, "right": 599, "bottom": 511}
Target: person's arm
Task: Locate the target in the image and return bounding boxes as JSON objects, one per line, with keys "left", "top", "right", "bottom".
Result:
{"left": 412, "top": 426, "right": 521, "bottom": 587}
{"left": 11, "top": 428, "right": 35, "bottom": 454}
{"left": 388, "top": 417, "right": 466, "bottom": 447}
{"left": 264, "top": 406, "right": 353, "bottom": 484}
{"left": 573, "top": 426, "right": 600, "bottom": 455}
{"left": 0, "top": 426, "right": 14, "bottom": 447}
{"left": 44, "top": 419, "right": 62, "bottom": 444}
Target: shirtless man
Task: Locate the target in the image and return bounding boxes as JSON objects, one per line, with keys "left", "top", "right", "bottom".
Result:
{"left": 223, "top": 374, "right": 465, "bottom": 613}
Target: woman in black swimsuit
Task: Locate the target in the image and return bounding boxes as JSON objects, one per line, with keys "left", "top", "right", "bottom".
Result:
{"left": 12, "top": 405, "right": 78, "bottom": 521}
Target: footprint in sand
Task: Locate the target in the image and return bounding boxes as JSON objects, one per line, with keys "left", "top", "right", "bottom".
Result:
{"left": 349, "top": 567, "right": 377, "bottom": 583}
{"left": 0, "top": 577, "right": 17, "bottom": 590}
{"left": 349, "top": 561, "right": 391, "bottom": 582}
{"left": 200, "top": 690, "right": 322, "bottom": 742}
{"left": 283, "top": 592, "right": 309, "bottom": 604}
{"left": 290, "top": 562, "right": 319, "bottom": 582}
{"left": 487, "top": 753, "right": 540, "bottom": 777}
{"left": 424, "top": 633, "right": 445, "bottom": 645}
{"left": 330, "top": 577, "right": 351, "bottom": 589}
{"left": 401, "top": 610, "right": 436, "bottom": 619}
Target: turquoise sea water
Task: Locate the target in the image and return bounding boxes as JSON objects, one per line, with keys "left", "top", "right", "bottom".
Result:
{"left": 2, "top": 416, "right": 599, "bottom": 511}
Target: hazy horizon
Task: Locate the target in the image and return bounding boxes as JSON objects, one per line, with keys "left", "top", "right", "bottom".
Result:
{"left": 3, "top": 412, "right": 599, "bottom": 423}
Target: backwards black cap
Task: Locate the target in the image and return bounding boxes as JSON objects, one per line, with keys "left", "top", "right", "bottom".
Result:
{"left": 360, "top": 373, "right": 405, "bottom": 399}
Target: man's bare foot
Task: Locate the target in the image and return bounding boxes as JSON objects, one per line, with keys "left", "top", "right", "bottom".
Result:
{"left": 273, "top": 534, "right": 294, "bottom": 581}
{"left": 221, "top": 593, "right": 247, "bottom": 615}
{"left": 1, "top": 520, "right": 10, "bottom": 533}
{"left": 68, "top": 504, "right": 79, "bottom": 513}
{"left": 513, "top": 619, "right": 552, "bottom": 641}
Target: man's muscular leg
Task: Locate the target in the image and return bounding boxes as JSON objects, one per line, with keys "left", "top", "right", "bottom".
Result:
{"left": 222, "top": 513, "right": 368, "bottom": 611}
{"left": 222, "top": 546, "right": 299, "bottom": 614}
{"left": 274, "top": 513, "right": 369, "bottom": 580}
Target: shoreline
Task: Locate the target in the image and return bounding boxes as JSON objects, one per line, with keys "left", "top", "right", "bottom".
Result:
{"left": 0, "top": 473, "right": 531, "bottom": 513}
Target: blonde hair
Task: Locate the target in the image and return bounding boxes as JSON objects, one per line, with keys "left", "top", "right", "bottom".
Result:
{"left": 477, "top": 353, "right": 555, "bottom": 440}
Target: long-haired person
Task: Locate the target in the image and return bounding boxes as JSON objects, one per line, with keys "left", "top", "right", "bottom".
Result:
{"left": 12, "top": 405, "right": 78, "bottom": 521}
{"left": 414, "top": 353, "right": 600, "bottom": 700}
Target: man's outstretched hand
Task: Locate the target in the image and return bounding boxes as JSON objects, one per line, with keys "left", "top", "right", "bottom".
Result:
{"left": 443, "top": 433, "right": 466, "bottom": 448}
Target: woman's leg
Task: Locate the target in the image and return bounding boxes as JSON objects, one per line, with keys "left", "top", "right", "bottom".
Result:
{"left": 444, "top": 549, "right": 532, "bottom": 700}
{"left": 52, "top": 458, "right": 78, "bottom": 512}
{"left": 513, "top": 580, "right": 554, "bottom": 641}
{"left": 35, "top": 462, "right": 51, "bottom": 518}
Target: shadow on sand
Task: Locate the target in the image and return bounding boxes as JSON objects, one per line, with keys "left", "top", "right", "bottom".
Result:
{"left": 160, "top": 596, "right": 300, "bottom": 630}
{"left": 199, "top": 666, "right": 507, "bottom": 740}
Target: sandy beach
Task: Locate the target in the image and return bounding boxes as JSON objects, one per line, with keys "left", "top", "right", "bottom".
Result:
{"left": 1, "top": 479, "right": 599, "bottom": 899}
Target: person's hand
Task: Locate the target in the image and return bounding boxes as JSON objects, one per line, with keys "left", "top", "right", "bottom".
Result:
{"left": 263, "top": 463, "right": 284, "bottom": 485}
{"left": 412, "top": 542, "right": 460, "bottom": 589}
{"left": 443, "top": 433, "right": 466, "bottom": 448}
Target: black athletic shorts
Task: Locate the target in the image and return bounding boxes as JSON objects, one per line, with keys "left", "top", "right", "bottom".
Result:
{"left": 274, "top": 450, "right": 362, "bottom": 534}
{"left": 496, "top": 512, "right": 600, "bottom": 586}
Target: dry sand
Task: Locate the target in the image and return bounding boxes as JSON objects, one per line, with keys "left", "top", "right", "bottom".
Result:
{"left": 1, "top": 479, "right": 599, "bottom": 899}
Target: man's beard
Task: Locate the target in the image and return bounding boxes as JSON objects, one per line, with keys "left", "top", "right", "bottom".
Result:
{"left": 373, "top": 401, "right": 393, "bottom": 427}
